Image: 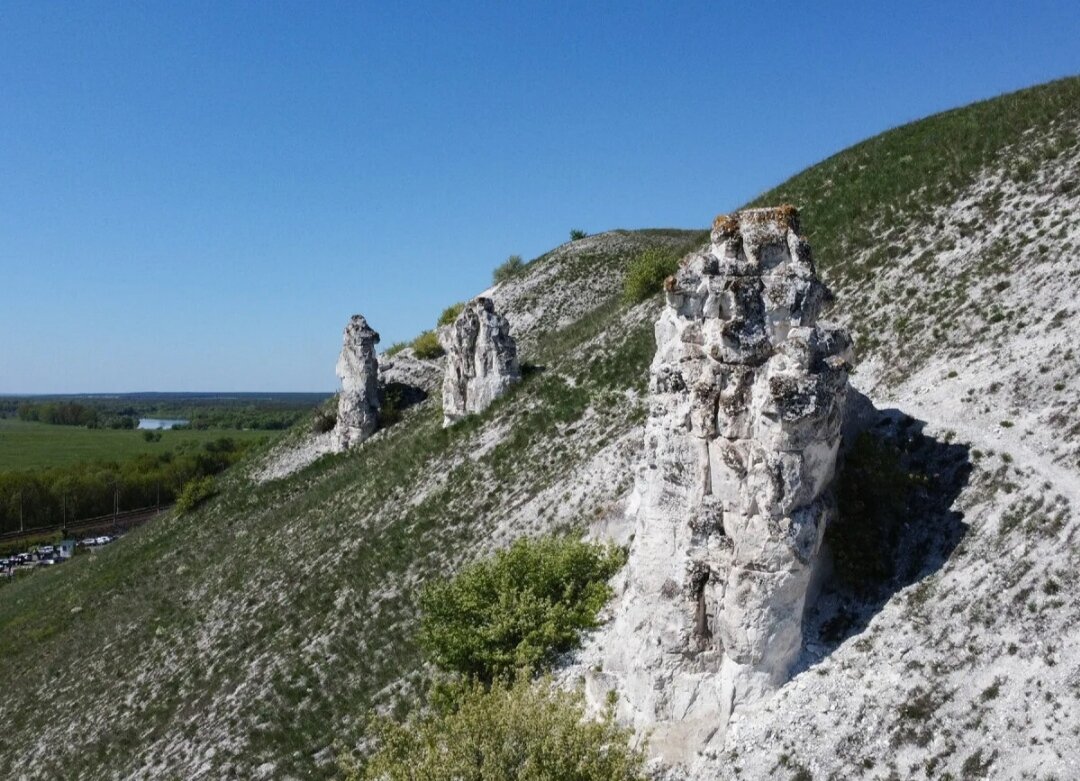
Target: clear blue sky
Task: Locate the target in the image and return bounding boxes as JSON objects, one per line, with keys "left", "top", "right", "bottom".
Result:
{"left": 2, "top": 1, "right": 1078, "bottom": 393}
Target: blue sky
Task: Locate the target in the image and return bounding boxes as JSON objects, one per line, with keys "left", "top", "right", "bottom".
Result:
{"left": 2, "top": 1, "right": 1078, "bottom": 393}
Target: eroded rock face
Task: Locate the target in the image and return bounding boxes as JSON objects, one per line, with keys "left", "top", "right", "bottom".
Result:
{"left": 334, "top": 314, "right": 381, "bottom": 449}
{"left": 593, "top": 207, "right": 852, "bottom": 758}
{"left": 439, "top": 297, "right": 521, "bottom": 427}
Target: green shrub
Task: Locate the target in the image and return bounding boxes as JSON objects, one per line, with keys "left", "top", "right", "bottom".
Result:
{"left": 419, "top": 535, "right": 625, "bottom": 681}
{"left": 347, "top": 674, "right": 646, "bottom": 781}
{"left": 622, "top": 247, "right": 679, "bottom": 303}
{"left": 410, "top": 330, "right": 444, "bottom": 359}
{"left": 383, "top": 341, "right": 408, "bottom": 358}
{"left": 311, "top": 409, "right": 336, "bottom": 434}
{"left": 569, "top": 228, "right": 588, "bottom": 241}
{"left": 492, "top": 254, "right": 524, "bottom": 284}
{"left": 437, "top": 302, "right": 465, "bottom": 327}
{"left": 827, "top": 433, "right": 924, "bottom": 593}
{"left": 175, "top": 476, "right": 216, "bottom": 514}
{"left": 378, "top": 385, "right": 406, "bottom": 428}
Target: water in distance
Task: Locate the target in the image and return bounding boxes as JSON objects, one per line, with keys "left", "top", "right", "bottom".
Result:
{"left": 137, "top": 418, "right": 188, "bottom": 430}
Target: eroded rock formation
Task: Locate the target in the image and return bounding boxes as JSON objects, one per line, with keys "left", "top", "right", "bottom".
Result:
{"left": 439, "top": 297, "right": 521, "bottom": 426}
{"left": 334, "top": 314, "right": 381, "bottom": 449}
{"left": 592, "top": 207, "right": 852, "bottom": 758}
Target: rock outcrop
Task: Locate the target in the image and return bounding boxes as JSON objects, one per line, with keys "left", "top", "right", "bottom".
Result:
{"left": 592, "top": 207, "right": 852, "bottom": 758}
{"left": 333, "top": 314, "right": 381, "bottom": 449}
{"left": 378, "top": 347, "right": 443, "bottom": 398}
{"left": 439, "top": 297, "right": 521, "bottom": 426}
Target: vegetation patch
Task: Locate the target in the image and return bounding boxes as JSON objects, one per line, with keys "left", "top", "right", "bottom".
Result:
{"left": 419, "top": 535, "right": 625, "bottom": 681}
{"left": 346, "top": 673, "right": 646, "bottom": 781}
{"left": 0, "top": 437, "right": 253, "bottom": 535}
{"left": 311, "top": 408, "right": 337, "bottom": 434}
{"left": 410, "top": 330, "right": 444, "bottom": 359}
{"left": 437, "top": 302, "right": 465, "bottom": 327}
{"left": 622, "top": 247, "right": 680, "bottom": 304}
{"left": 492, "top": 254, "right": 525, "bottom": 284}
{"left": 175, "top": 475, "right": 217, "bottom": 514}
{"left": 827, "top": 432, "right": 925, "bottom": 595}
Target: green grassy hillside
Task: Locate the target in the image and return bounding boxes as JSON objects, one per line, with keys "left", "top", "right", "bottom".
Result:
{"left": 0, "top": 76, "right": 1077, "bottom": 780}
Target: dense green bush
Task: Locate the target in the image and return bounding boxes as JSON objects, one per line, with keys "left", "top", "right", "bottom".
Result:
{"left": 311, "top": 409, "right": 336, "bottom": 434}
{"left": 410, "top": 330, "right": 444, "bottom": 359}
{"left": 382, "top": 341, "right": 408, "bottom": 358}
{"left": 419, "top": 536, "right": 625, "bottom": 681}
{"left": 437, "top": 302, "right": 465, "bottom": 327}
{"left": 569, "top": 228, "right": 588, "bottom": 241}
{"left": 622, "top": 247, "right": 680, "bottom": 304}
{"left": 175, "top": 475, "right": 216, "bottom": 514}
{"left": 347, "top": 674, "right": 646, "bottom": 781}
{"left": 828, "top": 433, "right": 925, "bottom": 594}
{"left": 492, "top": 254, "right": 525, "bottom": 284}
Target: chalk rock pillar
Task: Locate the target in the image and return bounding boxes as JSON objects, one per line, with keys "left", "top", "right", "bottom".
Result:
{"left": 334, "top": 314, "right": 381, "bottom": 449}
{"left": 594, "top": 207, "right": 852, "bottom": 757}
{"left": 439, "top": 297, "right": 521, "bottom": 427}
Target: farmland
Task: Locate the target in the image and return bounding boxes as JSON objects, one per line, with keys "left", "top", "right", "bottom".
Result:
{"left": 0, "top": 418, "right": 274, "bottom": 471}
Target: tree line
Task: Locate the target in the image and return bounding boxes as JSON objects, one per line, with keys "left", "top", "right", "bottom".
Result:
{"left": 0, "top": 437, "right": 254, "bottom": 534}
{"left": 17, "top": 402, "right": 102, "bottom": 427}
{"left": 13, "top": 400, "right": 307, "bottom": 431}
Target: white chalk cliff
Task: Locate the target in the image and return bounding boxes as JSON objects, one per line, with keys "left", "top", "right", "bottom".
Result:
{"left": 591, "top": 207, "right": 852, "bottom": 759}
{"left": 334, "top": 314, "right": 381, "bottom": 450}
{"left": 439, "top": 297, "right": 521, "bottom": 427}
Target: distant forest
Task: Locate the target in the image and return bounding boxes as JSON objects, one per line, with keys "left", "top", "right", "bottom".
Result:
{"left": 2, "top": 392, "right": 332, "bottom": 431}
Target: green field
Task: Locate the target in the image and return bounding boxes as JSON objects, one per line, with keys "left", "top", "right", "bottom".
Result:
{"left": 0, "top": 418, "right": 276, "bottom": 471}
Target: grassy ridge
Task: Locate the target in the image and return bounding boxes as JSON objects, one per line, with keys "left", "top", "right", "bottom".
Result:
{"left": 748, "top": 76, "right": 1080, "bottom": 287}
{"left": 0, "top": 418, "right": 274, "bottom": 470}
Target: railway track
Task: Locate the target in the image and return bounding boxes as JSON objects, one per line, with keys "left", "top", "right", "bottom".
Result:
{"left": 0, "top": 505, "right": 173, "bottom": 543}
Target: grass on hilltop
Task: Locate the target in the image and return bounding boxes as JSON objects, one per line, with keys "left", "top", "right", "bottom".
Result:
{"left": 748, "top": 76, "right": 1080, "bottom": 287}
